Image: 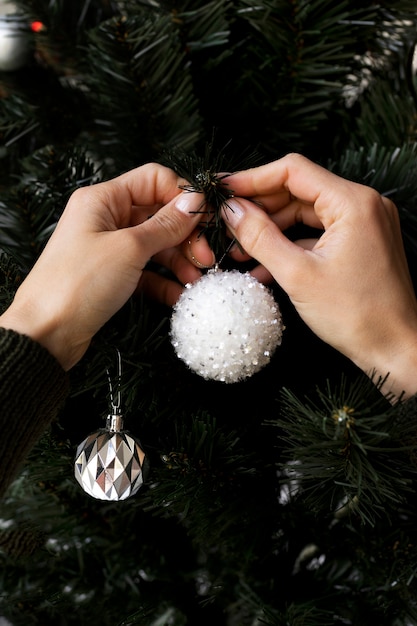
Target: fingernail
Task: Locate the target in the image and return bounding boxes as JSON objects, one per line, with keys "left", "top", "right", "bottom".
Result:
{"left": 175, "top": 191, "right": 202, "bottom": 214}
{"left": 223, "top": 198, "right": 245, "bottom": 226}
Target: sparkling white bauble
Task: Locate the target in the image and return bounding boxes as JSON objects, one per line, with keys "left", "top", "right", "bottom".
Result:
{"left": 170, "top": 269, "right": 283, "bottom": 383}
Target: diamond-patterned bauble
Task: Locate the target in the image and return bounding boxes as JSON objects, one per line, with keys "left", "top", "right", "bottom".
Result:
{"left": 74, "top": 415, "right": 146, "bottom": 501}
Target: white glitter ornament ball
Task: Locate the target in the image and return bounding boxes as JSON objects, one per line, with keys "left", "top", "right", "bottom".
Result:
{"left": 170, "top": 269, "right": 283, "bottom": 383}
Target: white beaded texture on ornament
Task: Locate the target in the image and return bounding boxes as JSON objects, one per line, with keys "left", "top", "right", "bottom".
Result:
{"left": 170, "top": 269, "right": 284, "bottom": 383}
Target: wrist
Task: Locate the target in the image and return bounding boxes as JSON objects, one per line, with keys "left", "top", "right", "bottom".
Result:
{"left": 354, "top": 329, "right": 417, "bottom": 402}
{"left": 0, "top": 300, "right": 77, "bottom": 371}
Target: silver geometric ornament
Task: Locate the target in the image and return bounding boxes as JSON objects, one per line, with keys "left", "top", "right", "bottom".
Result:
{"left": 74, "top": 351, "right": 147, "bottom": 501}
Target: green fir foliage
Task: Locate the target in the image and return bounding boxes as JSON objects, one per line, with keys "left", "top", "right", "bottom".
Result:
{"left": 276, "top": 375, "right": 417, "bottom": 524}
{"left": 1, "top": 1, "right": 417, "bottom": 624}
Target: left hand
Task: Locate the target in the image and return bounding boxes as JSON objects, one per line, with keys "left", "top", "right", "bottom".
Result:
{"left": 0, "top": 163, "right": 211, "bottom": 370}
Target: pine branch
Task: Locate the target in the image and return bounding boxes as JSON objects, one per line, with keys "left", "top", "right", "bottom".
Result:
{"left": 0, "top": 91, "right": 39, "bottom": 152}
{"left": 0, "top": 91, "right": 40, "bottom": 185}
{"left": 4, "top": 2, "right": 417, "bottom": 624}
{"left": 180, "top": 0, "right": 232, "bottom": 52}
{"left": 0, "top": 253, "right": 23, "bottom": 313}
{"left": 14, "top": 0, "right": 113, "bottom": 73}
{"left": 84, "top": 9, "right": 202, "bottom": 173}
{"left": 0, "top": 146, "right": 99, "bottom": 272}
{"left": 195, "top": 1, "right": 395, "bottom": 155}
{"left": 275, "top": 375, "right": 417, "bottom": 525}
{"left": 0, "top": 66, "right": 93, "bottom": 184}
{"left": 143, "top": 411, "right": 264, "bottom": 549}
{"left": 159, "top": 137, "right": 261, "bottom": 258}
{"left": 69, "top": 297, "right": 172, "bottom": 416}
{"left": 350, "top": 80, "right": 417, "bottom": 148}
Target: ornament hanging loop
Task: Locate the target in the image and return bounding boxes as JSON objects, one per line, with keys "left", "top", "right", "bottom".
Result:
{"left": 106, "top": 348, "right": 124, "bottom": 433}
{"left": 217, "top": 236, "right": 237, "bottom": 268}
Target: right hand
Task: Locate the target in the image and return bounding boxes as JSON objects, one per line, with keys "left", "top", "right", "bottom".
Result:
{"left": 222, "top": 153, "right": 417, "bottom": 400}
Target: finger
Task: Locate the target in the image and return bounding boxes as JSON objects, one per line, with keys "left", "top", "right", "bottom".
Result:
{"left": 224, "top": 153, "right": 358, "bottom": 224}
{"left": 137, "top": 270, "right": 184, "bottom": 307}
{"left": 227, "top": 241, "right": 252, "bottom": 262}
{"left": 134, "top": 191, "right": 205, "bottom": 261}
{"left": 181, "top": 229, "right": 216, "bottom": 269}
{"left": 228, "top": 236, "right": 320, "bottom": 281}
{"left": 268, "top": 201, "right": 324, "bottom": 230}
{"left": 115, "top": 162, "right": 186, "bottom": 207}
{"left": 152, "top": 247, "right": 203, "bottom": 285}
{"left": 249, "top": 264, "right": 274, "bottom": 284}
{"left": 224, "top": 153, "right": 337, "bottom": 200}
{"left": 226, "top": 199, "right": 324, "bottom": 232}
{"left": 63, "top": 164, "right": 187, "bottom": 232}
{"left": 221, "top": 197, "right": 313, "bottom": 291}
{"left": 293, "top": 238, "right": 320, "bottom": 251}
{"left": 129, "top": 203, "right": 165, "bottom": 225}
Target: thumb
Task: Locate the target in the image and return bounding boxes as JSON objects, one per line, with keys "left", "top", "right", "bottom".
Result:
{"left": 223, "top": 197, "right": 309, "bottom": 289}
{"left": 137, "top": 191, "right": 204, "bottom": 259}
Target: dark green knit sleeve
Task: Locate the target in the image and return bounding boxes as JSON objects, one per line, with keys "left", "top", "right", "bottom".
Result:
{"left": 0, "top": 328, "right": 69, "bottom": 497}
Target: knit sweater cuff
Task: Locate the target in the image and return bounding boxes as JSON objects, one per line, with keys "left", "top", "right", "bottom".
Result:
{"left": 0, "top": 328, "right": 69, "bottom": 495}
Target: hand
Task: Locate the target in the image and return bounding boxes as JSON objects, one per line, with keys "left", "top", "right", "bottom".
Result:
{"left": 148, "top": 223, "right": 216, "bottom": 296}
{"left": 222, "top": 153, "right": 417, "bottom": 400}
{"left": 0, "top": 163, "right": 212, "bottom": 370}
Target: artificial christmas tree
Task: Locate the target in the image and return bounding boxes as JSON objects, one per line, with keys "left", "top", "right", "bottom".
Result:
{"left": 1, "top": 1, "right": 417, "bottom": 625}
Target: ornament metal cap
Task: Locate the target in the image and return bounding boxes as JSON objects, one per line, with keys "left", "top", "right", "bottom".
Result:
{"left": 106, "top": 412, "right": 123, "bottom": 432}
